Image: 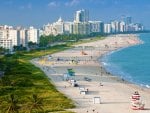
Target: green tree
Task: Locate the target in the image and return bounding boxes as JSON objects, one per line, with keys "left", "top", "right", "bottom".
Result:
{"left": 0, "top": 47, "right": 6, "bottom": 54}
{"left": 26, "top": 94, "right": 44, "bottom": 113}
{"left": 1, "top": 94, "right": 20, "bottom": 113}
{"left": 28, "top": 42, "right": 37, "bottom": 49}
{"left": 0, "top": 76, "right": 11, "bottom": 86}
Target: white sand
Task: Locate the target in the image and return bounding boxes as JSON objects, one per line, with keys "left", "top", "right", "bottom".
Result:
{"left": 31, "top": 34, "right": 150, "bottom": 113}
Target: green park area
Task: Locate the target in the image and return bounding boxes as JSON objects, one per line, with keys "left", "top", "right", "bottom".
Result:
{"left": 0, "top": 45, "right": 75, "bottom": 113}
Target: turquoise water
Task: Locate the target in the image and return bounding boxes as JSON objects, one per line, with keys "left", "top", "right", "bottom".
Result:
{"left": 101, "top": 33, "right": 150, "bottom": 88}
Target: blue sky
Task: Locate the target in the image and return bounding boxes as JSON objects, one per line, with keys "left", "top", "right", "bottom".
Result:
{"left": 0, "top": 0, "right": 150, "bottom": 29}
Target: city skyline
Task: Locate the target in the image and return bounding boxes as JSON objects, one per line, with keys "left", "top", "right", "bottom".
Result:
{"left": 0, "top": 0, "right": 149, "bottom": 29}
{"left": 0, "top": 9, "right": 144, "bottom": 51}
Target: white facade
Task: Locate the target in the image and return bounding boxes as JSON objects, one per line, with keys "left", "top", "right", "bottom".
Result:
{"left": 73, "top": 9, "right": 90, "bottom": 35}
{"left": 27, "top": 26, "right": 39, "bottom": 43}
{"left": 0, "top": 39, "right": 12, "bottom": 50}
{"left": 111, "top": 21, "right": 116, "bottom": 33}
{"left": 0, "top": 25, "right": 17, "bottom": 51}
{"left": 104, "top": 24, "right": 111, "bottom": 33}
{"left": 111, "top": 21, "right": 120, "bottom": 33}
{"left": 53, "top": 17, "right": 64, "bottom": 35}
{"left": 43, "top": 23, "right": 56, "bottom": 36}
{"left": 18, "top": 29, "right": 28, "bottom": 47}
{"left": 43, "top": 17, "right": 65, "bottom": 36}
{"left": 89, "top": 21, "right": 104, "bottom": 33}
{"left": 9, "top": 29, "right": 17, "bottom": 46}
{"left": 120, "top": 21, "right": 126, "bottom": 32}
{"left": 74, "top": 9, "right": 89, "bottom": 23}
{"left": 73, "top": 22, "right": 90, "bottom": 35}
{"left": 39, "top": 29, "right": 44, "bottom": 37}
{"left": 64, "top": 22, "right": 73, "bottom": 34}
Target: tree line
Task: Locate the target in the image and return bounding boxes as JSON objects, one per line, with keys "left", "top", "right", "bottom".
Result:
{"left": 39, "top": 33, "right": 105, "bottom": 47}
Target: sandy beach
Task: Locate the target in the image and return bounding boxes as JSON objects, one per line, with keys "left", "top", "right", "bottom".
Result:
{"left": 31, "top": 34, "right": 150, "bottom": 113}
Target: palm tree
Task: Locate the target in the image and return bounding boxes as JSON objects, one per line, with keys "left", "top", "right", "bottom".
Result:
{"left": 26, "top": 94, "right": 44, "bottom": 113}
{"left": 2, "top": 94, "right": 20, "bottom": 113}
{"left": 0, "top": 76, "right": 11, "bottom": 86}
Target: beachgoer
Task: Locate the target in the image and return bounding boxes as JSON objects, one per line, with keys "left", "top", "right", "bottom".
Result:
{"left": 99, "top": 82, "right": 103, "bottom": 86}
{"left": 134, "top": 91, "right": 139, "bottom": 95}
{"left": 86, "top": 88, "right": 89, "bottom": 92}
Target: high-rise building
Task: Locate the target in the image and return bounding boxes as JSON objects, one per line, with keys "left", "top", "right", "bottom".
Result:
{"left": 89, "top": 21, "right": 104, "bottom": 33}
{"left": 73, "top": 22, "right": 90, "bottom": 35}
{"left": 0, "top": 25, "right": 17, "bottom": 51}
{"left": 73, "top": 9, "right": 90, "bottom": 35}
{"left": 0, "top": 26, "right": 13, "bottom": 50}
{"left": 17, "top": 29, "right": 28, "bottom": 47}
{"left": 27, "top": 26, "right": 39, "bottom": 43}
{"left": 9, "top": 29, "right": 17, "bottom": 46}
{"left": 74, "top": 9, "right": 89, "bottom": 23}
{"left": 43, "top": 17, "right": 65, "bottom": 36}
{"left": 120, "top": 21, "right": 126, "bottom": 32}
{"left": 126, "top": 16, "right": 132, "bottom": 25}
{"left": 53, "top": 17, "right": 64, "bottom": 35}
{"left": 104, "top": 24, "right": 111, "bottom": 34}
{"left": 64, "top": 22, "right": 73, "bottom": 34}
{"left": 43, "top": 23, "right": 55, "bottom": 36}
{"left": 110, "top": 21, "right": 120, "bottom": 33}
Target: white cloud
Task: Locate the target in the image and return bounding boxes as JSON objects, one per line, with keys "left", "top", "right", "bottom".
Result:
{"left": 48, "top": 1, "right": 58, "bottom": 7}
{"left": 65, "top": 0, "right": 80, "bottom": 7}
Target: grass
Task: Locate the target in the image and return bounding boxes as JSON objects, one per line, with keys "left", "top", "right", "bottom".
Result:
{"left": 0, "top": 44, "right": 75, "bottom": 113}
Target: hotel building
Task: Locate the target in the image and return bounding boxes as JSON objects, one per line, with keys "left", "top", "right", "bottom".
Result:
{"left": 0, "top": 25, "right": 17, "bottom": 51}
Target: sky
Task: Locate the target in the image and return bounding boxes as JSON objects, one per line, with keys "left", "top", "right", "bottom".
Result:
{"left": 0, "top": 0, "right": 150, "bottom": 29}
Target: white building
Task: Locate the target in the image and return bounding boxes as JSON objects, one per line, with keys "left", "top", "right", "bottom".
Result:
{"left": 39, "top": 29, "right": 44, "bottom": 37}
{"left": 27, "top": 26, "right": 39, "bottom": 43}
{"left": 74, "top": 9, "right": 89, "bottom": 23}
{"left": 89, "top": 21, "right": 104, "bottom": 33}
{"left": 0, "top": 25, "right": 17, "bottom": 51}
{"left": 17, "top": 29, "right": 28, "bottom": 47}
{"left": 43, "top": 23, "right": 56, "bottom": 36}
{"left": 120, "top": 21, "right": 126, "bottom": 32}
{"left": 104, "top": 24, "right": 111, "bottom": 33}
{"left": 9, "top": 29, "right": 17, "bottom": 46}
{"left": 73, "top": 9, "right": 90, "bottom": 35}
{"left": 110, "top": 21, "right": 120, "bottom": 33}
{"left": 43, "top": 17, "right": 66, "bottom": 36}
{"left": 132, "top": 23, "right": 144, "bottom": 31}
{"left": 64, "top": 22, "right": 73, "bottom": 34}
{"left": 73, "top": 22, "right": 90, "bottom": 35}
{"left": 53, "top": 17, "right": 64, "bottom": 35}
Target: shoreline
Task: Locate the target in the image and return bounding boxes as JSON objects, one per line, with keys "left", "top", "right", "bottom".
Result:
{"left": 32, "top": 34, "right": 150, "bottom": 113}
{"left": 99, "top": 37, "right": 150, "bottom": 89}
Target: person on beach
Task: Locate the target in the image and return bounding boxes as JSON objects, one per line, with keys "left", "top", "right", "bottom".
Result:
{"left": 99, "top": 82, "right": 103, "bottom": 86}
{"left": 92, "top": 109, "right": 95, "bottom": 112}
{"left": 86, "top": 88, "right": 89, "bottom": 92}
{"left": 134, "top": 91, "right": 139, "bottom": 95}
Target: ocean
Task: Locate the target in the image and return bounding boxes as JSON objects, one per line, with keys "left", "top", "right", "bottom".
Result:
{"left": 101, "top": 33, "right": 150, "bottom": 88}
